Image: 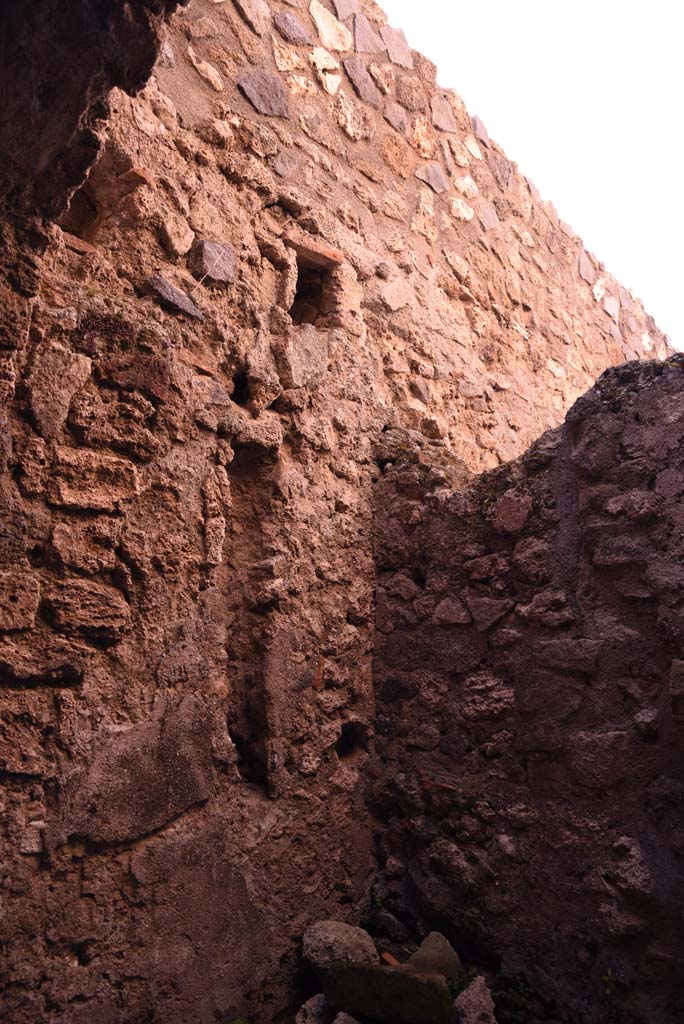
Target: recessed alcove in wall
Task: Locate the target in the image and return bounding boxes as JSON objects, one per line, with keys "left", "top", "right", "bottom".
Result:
{"left": 290, "top": 262, "right": 329, "bottom": 326}
{"left": 335, "top": 721, "right": 369, "bottom": 763}
{"left": 283, "top": 231, "right": 344, "bottom": 328}
{"left": 58, "top": 185, "right": 98, "bottom": 239}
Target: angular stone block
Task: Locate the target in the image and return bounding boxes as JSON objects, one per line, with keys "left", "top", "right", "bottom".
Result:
{"left": 48, "top": 446, "right": 139, "bottom": 512}
{"left": 0, "top": 571, "right": 40, "bottom": 631}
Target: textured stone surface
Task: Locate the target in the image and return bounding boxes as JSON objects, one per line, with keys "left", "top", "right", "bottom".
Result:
{"left": 380, "top": 24, "right": 413, "bottom": 68}
{"left": 310, "top": 0, "right": 353, "bottom": 51}
{"left": 0, "top": 0, "right": 672, "bottom": 1022}
{"left": 148, "top": 274, "right": 204, "bottom": 318}
{"left": 354, "top": 12, "right": 385, "bottom": 54}
{"left": 373, "top": 361, "right": 684, "bottom": 1024}
{"left": 238, "top": 68, "right": 290, "bottom": 117}
{"left": 303, "top": 919, "right": 379, "bottom": 972}
{"left": 274, "top": 10, "right": 312, "bottom": 44}
{"left": 233, "top": 0, "right": 271, "bottom": 36}
{"left": 189, "top": 239, "right": 236, "bottom": 284}
{"left": 344, "top": 56, "right": 382, "bottom": 105}
{"left": 415, "top": 162, "right": 450, "bottom": 193}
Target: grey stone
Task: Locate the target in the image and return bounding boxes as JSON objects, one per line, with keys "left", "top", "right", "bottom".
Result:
{"left": 384, "top": 101, "right": 407, "bottom": 132}
{"left": 273, "top": 149, "right": 302, "bottom": 178}
{"left": 323, "top": 963, "right": 453, "bottom": 1024}
{"left": 380, "top": 25, "right": 413, "bottom": 69}
{"left": 353, "top": 13, "right": 385, "bottom": 54}
{"left": 407, "top": 932, "right": 462, "bottom": 984}
{"left": 303, "top": 920, "right": 379, "bottom": 973}
{"left": 238, "top": 70, "right": 290, "bottom": 118}
{"left": 343, "top": 57, "right": 382, "bottom": 106}
{"left": 233, "top": 0, "right": 271, "bottom": 35}
{"left": 454, "top": 976, "right": 497, "bottom": 1024}
{"left": 479, "top": 200, "right": 500, "bottom": 232}
{"left": 471, "top": 114, "right": 490, "bottom": 147}
{"left": 333, "top": 0, "right": 359, "bottom": 17}
{"left": 296, "top": 994, "right": 330, "bottom": 1024}
{"left": 148, "top": 275, "right": 204, "bottom": 319}
{"left": 431, "top": 94, "right": 457, "bottom": 132}
{"left": 189, "top": 240, "right": 236, "bottom": 284}
{"left": 488, "top": 151, "right": 513, "bottom": 190}
{"left": 415, "top": 163, "right": 450, "bottom": 194}
{"left": 579, "top": 250, "right": 596, "bottom": 285}
{"left": 274, "top": 10, "right": 312, "bottom": 44}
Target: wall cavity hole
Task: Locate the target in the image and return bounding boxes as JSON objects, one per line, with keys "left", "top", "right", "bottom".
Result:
{"left": 59, "top": 185, "right": 98, "bottom": 239}
{"left": 231, "top": 371, "right": 250, "bottom": 406}
{"left": 335, "top": 721, "right": 369, "bottom": 763}
{"left": 290, "top": 264, "right": 329, "bottom": 326}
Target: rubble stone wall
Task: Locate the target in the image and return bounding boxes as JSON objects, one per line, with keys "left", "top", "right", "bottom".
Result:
{"left": 373, "top": 360, "right": 684, "bottom": 1024}
{"left": 0, "top": 0, "right": 672, "bottom": 1021}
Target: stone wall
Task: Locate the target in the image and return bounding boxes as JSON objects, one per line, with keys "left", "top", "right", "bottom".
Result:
{"left": 0, "top": 0, "right": 673, "bottom": 1021}
{"left": 373, "top": 360, "right": 684, "bottom": 1024}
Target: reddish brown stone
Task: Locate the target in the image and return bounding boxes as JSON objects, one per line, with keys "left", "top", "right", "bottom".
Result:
{"left": 238, "top": 69, "right": 290, "bottom": 118}
{"left": 343, "top": 56, "right": 382, "bottom": 106}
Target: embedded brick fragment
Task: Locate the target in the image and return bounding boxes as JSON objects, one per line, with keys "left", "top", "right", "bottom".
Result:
{"left": 48, "top": 447, "right": 139, "bottom": 512}
{"left": 415, "top": 163, "right": 449, "bottom": 194}
{"left": 431, "top": 94, "right": 457, "bottom": 132}
{"left": 148, "top": 275, "right": 204, "bottom": 319}
{"left": 238, "top": 70, "right": 290, "bottom": 118}
{"left": 282, "top": 232, "right": 344, "bottom": 269}
{"left": 380, "top": 25, "right": 413, "bottom": 68}
{"left": 353, "top": 13, "right": 385, "bottom": 54}
{"left": 310, "top": 0, "right": 353, "bottom": 51}
{"left": 233, "top": 0, "right": 271, "bottom": 35}
{"left": 343, "top": 56, "right": 382, "bottom": 106}
{"left": 0, "top": 572, "right": 40, "bottom": 632}
{"left": 44, "top": 580, "right": 130, "bottom": 644}
{"left": 189, "top": 239, "right": 236, "bottom": 284}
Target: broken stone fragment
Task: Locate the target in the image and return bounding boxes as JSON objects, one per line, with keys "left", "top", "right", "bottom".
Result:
{"left": 478, "top": 200, "right": 500, "bottom": 232}
{"left": 43, "top": 580, "right": 130, "bottom": 645}
{"left": 353, "top": 13, "right": 385, "bottom": 54}
{"left": 48, "top": 446, "right": 139, "bottom": 512}
{"left": 490, "top": 490, "right": 532, "bottom": 533}
{"left": 296, "top": 994, "right": 330, "bottom": 1024}
{"left": 310, "top": 0, "right": 353, "bottom": 51}
{"left": 310, "top": 47, "right": 342, "bottom": 95}
{"left": 323, "top": 963, "right": 452, "bottom": 1024}
{"left": 471, "top": 114, "right": 490, "bottom": 147}
{"left": 454, "top": 976, "right": 497, "bottom": 1024}
{"left": 0, "top": 572, "right": 40, "bottom": 632}
{"left": 380, "top": 25, "right": 413, "bottom": 68}
{"left": 238, "top": 69, "right": 291, "bottom": 117}
{"left": 415, "top": 163, "right": 450, "bottom": 194}
{"left": 189, "top": 239, "right": 236, "bottom": 284}
{"left": 432, "top": 596, "right": 471, "bottom": 626}
{"left": 186, "top": 45, "right": 224, "bottom": 91}
{"left": 407, "top": 932, "right": 462, "bottom": 984}
{"left": 384, "top": 100, "right": 407, "bottom": 131}
{"left": 59, "top": 694, "right": 214, "bottom": 844}
{"left": 303, "top": 920, "right": 379, "bottom": 973}
{"left": 234, "top": 413, "right": 283, "bottom": 459}
{"left": 578, "top": 250, "right": 596, "bottom": 284}
{"left": 343, "top": 56, "right": 382, "bottom": 106}
{"left": 148, "top": 275, "right": 204, "bottom": 319}
{"left": 431, "top": 95, "right": 457, "bottom": 132}
{"left": 332, "top": 0, "right": 359, "bottom": 17}
{"left": 27, "top": 342, "right": 91, "bottom": 439}
{"left": 274, "top": 10, "right": 312, "bottom": 44}
{"left": 233, "top": 0, "right": 271, "bottom": 35}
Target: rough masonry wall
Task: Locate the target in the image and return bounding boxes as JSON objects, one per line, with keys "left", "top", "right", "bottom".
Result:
{"left": 0, "top": 0, "right": 672, "bottom": 1021}
{"left": 373, "top": 360, "right": 684, "bottom": 1024}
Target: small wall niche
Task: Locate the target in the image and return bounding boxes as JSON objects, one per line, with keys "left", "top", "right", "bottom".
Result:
{"left": 335, "top": 721, "right": 369, "bottom": 763}
{"left": 283, "top": 232, "right": 344, "bottom": 329}
{"left": 290, "top": 264, "right": 329, "bottom": 326}
{"left": 231, "top": 370, "right": 251, "bottom": 407}
{"left": 59, "top": 185, "right": 98, "bottom": 239}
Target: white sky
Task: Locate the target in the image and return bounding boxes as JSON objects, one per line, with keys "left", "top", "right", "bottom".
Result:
{"left": 381, "top": 0, "right": 684, "bottom": 349}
